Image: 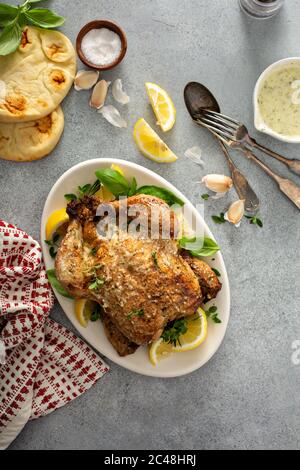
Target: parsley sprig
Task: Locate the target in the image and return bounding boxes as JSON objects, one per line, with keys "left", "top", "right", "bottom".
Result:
{"left": 161, "top": 318, "right": 188, "bottom": 347}
{"left": 245, "top": 215, "right": 263, "bottom": 228}
{"left": 205, "top": 306, "right": 222, "bottom": 324}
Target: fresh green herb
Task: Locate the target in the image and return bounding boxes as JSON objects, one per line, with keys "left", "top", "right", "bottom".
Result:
{"left": 179, "top": 237, "right": 220, "bottom": 258}
{"left": 212, "top": 268, "right": 221, "bottom": 278}
{"left": 64, "top": 180, "right": 101, "bottom": 202}
{"left": 89, "top": 277, "right": 105, "bottom": 291}
{"left": 90, "top": 307, "right": 101, "bottom": 322}
{"left": 95, "top": 168, "right": 131, "bottom": 197}
{"left": 212, "top": 213, "right": 226, "bottom": 225}
{"left": 127, "top": 308, "right": 145, "bottom": 321}
{"left": 201, "top": 194, "right": 210, "bottom": 201}
{"left": 0, "top": 1, "right": 65, "bottom": 56}
{"left": 128, "top": 177, "right": 137, "bottom": 197}
{"left": 45, "top": 233, "right": 60, "bottom": 259}
{"left": 245, "top": 215, "right": 263, "bottom": 228}
{"left": 152, "top": 251, "right": 159, "bottom": 268}
{"left": 46, "top": 269, "right": 73, "bottom": 299}
{"left": 135, "top": 186, "right": 185, "bottom": 207}
{"left": 90, "top": 248, "right": 97, "bottom": 256}
{"left": 161, "top": 318, "right": 188, "bottom": 347}
{"left": 205, "top": 306, "right": 222, "bottom": 324}
{"left": 64, "top": 193, "right": 77, "bottom": 202}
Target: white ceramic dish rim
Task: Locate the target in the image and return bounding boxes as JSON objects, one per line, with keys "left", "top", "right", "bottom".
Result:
{"left": 253, "top": 57, "right": 300, "bottom": 144}
{"left": 41, "top": 159, "right": 231, "bottom": 378}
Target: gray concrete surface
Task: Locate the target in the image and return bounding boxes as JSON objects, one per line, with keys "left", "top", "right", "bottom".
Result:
{"left": 1, "top": 0, "right": 300, "bottom": 450}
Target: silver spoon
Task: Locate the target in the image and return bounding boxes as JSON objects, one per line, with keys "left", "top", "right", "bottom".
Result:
{"left": 184, "top": 82, "right": 260, "bottom": 214}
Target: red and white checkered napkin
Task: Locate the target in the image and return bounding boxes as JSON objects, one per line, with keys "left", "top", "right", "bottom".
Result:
{"left": 0, "top": 220, "right": 109, "bottom": 449}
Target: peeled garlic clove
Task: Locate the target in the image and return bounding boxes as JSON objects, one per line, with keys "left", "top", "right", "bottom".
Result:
{"left": 98, "top": 105, "right": 127, "bottom": 128}
{"left": 184, "top": 146, "right": 204, "bottom": 167}
{"left": 74, "top": 70, "right": 99, "bottom": 91}
{"left": 225, "top": 200, "right": 245, "bottom": 227}
{"left": 90, "top": 80, "right": 110, "bottom": 109}
{"left": 112, "top": 79, "right": 130, "bottom": 105}
{"left": 202, "top": 174, "right": 233, "bottom": 194}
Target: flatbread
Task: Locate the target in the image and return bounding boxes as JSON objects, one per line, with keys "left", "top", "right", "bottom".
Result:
{"left": 0, "top": 26, "right": 76, "bottom": 123}
{"left": 0, "top": 106, "right": 64, "bottom": 161}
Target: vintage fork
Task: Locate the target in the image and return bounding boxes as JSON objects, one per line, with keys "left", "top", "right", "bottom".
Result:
{"left": 195, "top": 113, "right": 300, "bottom": 209}
{"left": 198, "top": 109, "right": 300, "bottom": 176}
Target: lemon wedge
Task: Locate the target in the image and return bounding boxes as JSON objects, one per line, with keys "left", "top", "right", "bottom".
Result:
{"left": 133, "top": 118, "right": 178, "bottom": 163}
{"left": 145, "top": 82, "right": 176, "bottom": 132}
{"left": 149, "top": 308, "right": 208, "bottom": 366}
{"left": 149, "top": 338, "right": 174, "bottom": 366}
{"left": 45, "top": 208, "right": 69, "bottom": 241}
{"left": 172, "top": 309, "right": 207, "bottom": 353}
{"left": 75, "top": 299, "right": 100, "bottom": 328}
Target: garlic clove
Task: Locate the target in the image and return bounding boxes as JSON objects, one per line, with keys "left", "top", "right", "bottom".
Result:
{"left": 98, "top": 105, "right": 127, "bottom": 128}
{"left": 202, "top": 174, "right": 233, "bottom": 194}
{"left": 225, "top": 200, "right": 245, "bottom": 227}
{"left": 74, "top": 70, "right": 99, "bottom": 91}
{"left": 90, "top": 80, "right": 110, "bottom": 109}
{"left": 112, "top": 79, "right": 130, "bottom": 105}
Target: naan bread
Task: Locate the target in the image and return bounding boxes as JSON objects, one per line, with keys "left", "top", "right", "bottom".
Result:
{"left": 0, "top": 106, "right": 64, "bottom": 161}
{"left": 0, "top": 27, "right": 76, "bottom": 123}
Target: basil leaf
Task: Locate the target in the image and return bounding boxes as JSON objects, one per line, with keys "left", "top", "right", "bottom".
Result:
{"left": 128, "top": 177, "right": 137, "bottom": 197}
{"left": 95, "top": 169, "right": 130, "bottom": 197}
{"left": 136, "top": 186, "right": 184, "bottom": 207}
{"left": 28, "top": 0, "right": 49, "bottom": 3}
{"left": 0, "top": 22, "right": 22, "bottom": 56}
{"left": 46, "top": 269, "right": 74, "bottom": 299}
{"left": 179, "top": 237, "right": 220, "bottom": 258}
{"left": 0, "top": 4, "right": 18, "bottom": 27}
{"left": 24, "top": 8, "right": 65, "bottom": 28}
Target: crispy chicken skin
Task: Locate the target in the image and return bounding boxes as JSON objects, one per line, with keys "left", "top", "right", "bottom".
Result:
{"left": 55, "top": 194, "right": 221, "bottom": 356}
{"left": 181, "top": 252, "right": 222, "bottom": 303}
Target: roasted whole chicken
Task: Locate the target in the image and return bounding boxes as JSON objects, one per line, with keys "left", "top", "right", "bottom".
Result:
{"left": 55, "top": 194, "right": 221, "bottom": 356}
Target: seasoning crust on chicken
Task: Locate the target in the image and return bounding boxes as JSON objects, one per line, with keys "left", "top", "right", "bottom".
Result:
{"left": 55, "top": 194, "right": 222, "bottom": 356}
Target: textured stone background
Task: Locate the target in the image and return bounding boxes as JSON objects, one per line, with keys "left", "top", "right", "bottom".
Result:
{"left": 1, "top": 0, "right": 300, "bottom": 450}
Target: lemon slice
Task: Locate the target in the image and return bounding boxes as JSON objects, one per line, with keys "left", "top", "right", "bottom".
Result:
{"left": 149, "top": 308, "right": 208, "bottom": 366}
{"left": 133, "top": 118, "right": 178, "bottom": 163}
{"left": 149, "top": 338, "right": 174, "bottom": 366}
{"left": 75, "top": 299, "right": 100, "bottom": 328}
{"left": 145, "top": 82, "right": 176, "bottom": 132}
{"left": 172, "top": 308, "right": 207, "bottom": 352}
{"left": 45, "top": 208, "right": 69, "bottom": 241}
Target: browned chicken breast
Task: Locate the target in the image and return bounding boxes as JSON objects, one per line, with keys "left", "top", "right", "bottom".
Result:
{"left": 55, "top": 194, "right": 221, "bottom": 356}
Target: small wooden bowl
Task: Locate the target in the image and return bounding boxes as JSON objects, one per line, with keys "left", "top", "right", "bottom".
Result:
{"left": 76, "top": 20, "right": 127, "bottom": 71}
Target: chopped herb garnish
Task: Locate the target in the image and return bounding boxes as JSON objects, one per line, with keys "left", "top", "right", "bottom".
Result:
{"left": 90, "top": 308, "right": 101, "bottom": 322}
{"left": 89, "top": 277, "right": 105, "bottom": 291}
{"left": 90, "top": 248, "right": 97, "bottom": 256}
{"left": 212, "top": 213, "right": 226, "bottom": 225}
{"left": 161, "top": 318, "right": 188, "bottom": 347}
{"left": 152, "top": 251, "right": 159, "bottom": 268}
{"left": 212, "top": 268, "right": 221, "bottom": 277}
{"left": 205, "top": 306, "right": 222, "bottom": 324}
{"left": 245, "top": 215, "right": 263, "bottom": 228}
{"left": 45, "top": 233, "right": 60, "bottom": 259}
{"left": 201, "top": 194, "right": 210, "bottom": 201}
{"left": 64, "top": 180, "right": 101, "bottom": 202}
{"left": 127, "top": 309, "right": 145, "bottom": 320}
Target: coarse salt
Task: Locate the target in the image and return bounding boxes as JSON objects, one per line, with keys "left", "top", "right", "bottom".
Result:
{"left": 81, "top": 28, "right": 122, "bottom": 66}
